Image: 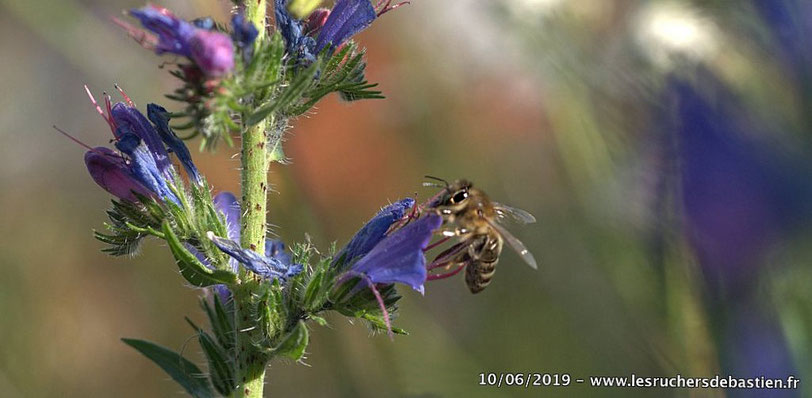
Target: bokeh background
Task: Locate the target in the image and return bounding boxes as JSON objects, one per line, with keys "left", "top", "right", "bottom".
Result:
{"left": 2, "top": 0, "right": 812, "bottom": 396}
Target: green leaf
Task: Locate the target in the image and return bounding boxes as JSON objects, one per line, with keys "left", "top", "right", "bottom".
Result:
{"left": 121, "top": 338, "right": 213, "bottom": 398}
{"left": 247, "top": 61, "right": 319, "bottom": 125}
{"left": 272, "top": 320, "right": 309, "bottom": 361}
{"left": 198, "top": 331, "right": 235, "bottom": 396}
{"left": 303, "top": 268, "right": 324, "bottom": 311}
{"left": 200, "top": 296, "right": 235, "bottom": 352}
{"left": 162, "top": 221, "right": 238, "bottom": 287}
{"left": 361, "top": 313, "right": 408, "bottom": 335}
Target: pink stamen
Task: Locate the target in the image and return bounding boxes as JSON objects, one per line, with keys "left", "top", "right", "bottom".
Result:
{"left": 114, "top": 83, "right": 135, "bottom": 107}
{"left": 53, "top": 125, "right": 122, "bottom": 160}
{"left": 423, "top": 236, "right": 450, "bottom": 252}
{"left": 111, "top": 16, "right": 159, "bottom": 51}
{"left": 376, "top": 0, "right": 410, "bottom": 17}
{"left": 84, "top": 85, "right": 116, "bottom": 134}
{"left": 427, "top": 263, "right": 465, "bottom": 280}
{"left": 53, "top": 125, "right": 95, "bottom": 151}
{"left": 360, "top": 275, "right": 394, "bottom": 340}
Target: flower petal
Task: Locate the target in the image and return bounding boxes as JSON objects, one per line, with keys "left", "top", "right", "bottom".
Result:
{"left": 213, "top": 192, "right": 241, "bottom": 242}
{"left": 315, "top": 0, "right": 377, "bottom": 53}
{"left": 350, "top": 213, "right": 442, "bottom": 293}
{"left": 207, "top": 232, "right": 301, "bottom": 280}
{"left": 84, "top": 147, "right": 152, "bottom": 202}
{"left": 338, "top": 198, "right": 415, "bottom": 264}
{"left": 189, "top": 30, "right": 235, "bottom": 77}
{"left": 147, "top": 103, "right": 201, "bottom": 183}
{"left": 130, "top": 6, "right": 196, "bottom": 56}
{"left": 114, "top": 132, "right": 179, "bottom": 204}
{"left": 111, "top": 103, "right": 172, "bottom": 175}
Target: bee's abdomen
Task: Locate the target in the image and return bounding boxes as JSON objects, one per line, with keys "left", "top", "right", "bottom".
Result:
{"left": 465, "top": 258, "right": 498, "bottom": 294}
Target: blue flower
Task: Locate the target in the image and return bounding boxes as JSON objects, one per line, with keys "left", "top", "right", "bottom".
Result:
{"left": 114, "top": 131, "right": 180, "bottom": 205}
{"left": 147, "top": 104, "right": 201, "bottom": 184}
{"left": 275, "top": 0, "right": 318, "bottom": 62}
{"left": 128, "top": 5, "right": 235, "bottom": 77}
{"left": 84, "top": 147, "right": 153, "bottom": 203}
{"left": 666, "top": 75, "right": 812, "bottom": 291}
{"left": 82, "top": 88, "right": 200, "bottom": 205}
{"left": 345, "top": 212, "right": 441, "bottom": 294}
{"left": 313, "top": 0, "right": 377, "bottom": 54}
{"left": 336, "top": 198, "right": 415, "bottom": 265}
{"left": 332, "top": 198, "right": 441, "bottom": 337}
{"left": 232, "top": 14, "right": 259, "bottom": 49}
{"left": 129, "top": 5, "right": 197, "bottom": 56}
{"left": 274, "top": 0, "right": 407, "bottom": 61}
{"left": 205, "top": 192, "right": 302, "bottom": 281}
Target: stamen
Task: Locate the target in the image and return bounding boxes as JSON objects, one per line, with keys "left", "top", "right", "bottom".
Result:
{"left": 376, "top": 0, "right": 410, "bottom": 17}
{"left": 427, "top": 263, "right": 465, "bottom": 280}
{"left": 84, "top": 85, "right": 116, "bottom": 133}
{"left": 111, "top": 16, "right": 158, "bottom": 50}
{"left": 53, "top": 125, "right": 95, "bottom": 151}
{"left": 361, "top": 275, "right": 394, "bottom": 340}
{"left": 423, "top": 236, "right": 450, "bottom": 252}
{"left": 114, "top": 83, "right": 135, "bottom": 107}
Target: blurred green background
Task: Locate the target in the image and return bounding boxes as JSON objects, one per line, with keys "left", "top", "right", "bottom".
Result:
{"left": 1, "top": 0, "right": 811, "bottom": 397}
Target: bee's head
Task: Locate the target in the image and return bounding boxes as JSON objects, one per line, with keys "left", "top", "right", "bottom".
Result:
{"left": 446, "top": 179, "right": 472, "bottom": 205}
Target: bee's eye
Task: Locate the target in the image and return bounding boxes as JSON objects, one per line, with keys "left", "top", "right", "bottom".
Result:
{"left": 451, "top": 190, "right": 468, "bottom": 204}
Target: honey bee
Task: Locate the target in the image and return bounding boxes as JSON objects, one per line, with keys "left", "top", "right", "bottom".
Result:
{"left": 424, "top": 177, "right": 537, "bottom": 293}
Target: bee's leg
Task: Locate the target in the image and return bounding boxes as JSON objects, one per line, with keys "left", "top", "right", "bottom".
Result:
{"left": 426, "top": 263, "right": 466, "bottom": 280}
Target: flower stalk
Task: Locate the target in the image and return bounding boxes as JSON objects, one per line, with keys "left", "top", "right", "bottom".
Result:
{"left": 235, "top": 1, "right": 270, "bottom": 397}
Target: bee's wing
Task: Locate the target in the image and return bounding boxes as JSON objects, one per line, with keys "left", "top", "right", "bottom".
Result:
{"left": 486, "top": 219, "right": 538, "bottom": 269}
{"left": 493, "top": 203, "right": 536, "bottom": 224}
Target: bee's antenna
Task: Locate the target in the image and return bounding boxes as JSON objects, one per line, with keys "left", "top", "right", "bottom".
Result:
{"left": 423, "top": 175, "right": 449, "bottom": 189}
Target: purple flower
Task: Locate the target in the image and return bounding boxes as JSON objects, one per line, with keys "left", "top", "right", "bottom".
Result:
{"left": 275, "top": 0, "right": 408, "bottom": 60}
{"left": 84, "top": 147, "right": 153, "bottom": 202}
{"left": 313, "top": 0, "right": 377, "bottom": 54}
{"left": 333, "top": 198, "right": 441, "bottom": 337}
{"left": 275, "top": 0, "right": 318, "bottom": 61}
{"left": 344, "top": 212, "right": 441, "bottom": 294}
{"left": 668, "top": 76, "right": 812, "bottom": 291}
{"left": 81, "top": 87, "right": 199, "bottom": 205}
{"left": 336, "top": 198, "right": 415, "bottom": 265}
{"left": 147, "top": 104, "right": 201, "bottom": 183}
{"left": 188, "top": 30, "right": 235, "bottom": 77}
{"left": 231, "top": 14, "right": 259, "bottom": 49}
{"left": 204, "top": 192, "right": 302, "bottom": 281}
{"left": 129, "top": 5, "right": 196, "bottom": 55}
{"left": 128, "top": 5, "right": 234, "bottom": 77}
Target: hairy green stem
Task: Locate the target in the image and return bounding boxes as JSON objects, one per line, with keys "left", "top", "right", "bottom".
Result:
{"left": 234, "top": 1, "right": 269, "bottom": 398}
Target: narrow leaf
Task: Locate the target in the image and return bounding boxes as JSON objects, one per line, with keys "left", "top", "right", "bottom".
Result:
{"left": 162, "top": 221, "right": 238, "bottom": 287}
{"left": 121, "top": 338, "right": 213, "bottom": 398}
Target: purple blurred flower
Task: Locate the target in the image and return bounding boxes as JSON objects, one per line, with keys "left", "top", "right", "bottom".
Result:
{"left": 668, "top": 76, "right": 812, "bottom": 290}
{"left": 129, "top": 5, "right": 196, "bottom": 55}
{"left": 127, "top": 5, "right": 235, "bottom": 77}
{"left": 205, "top": 192, "right": 301, "bottom": 281}
{"left": 231, "top": 14, "right": 259, "bottom": 63}
{"left": 188, "top": 30, "right": 235, "bottom": 77}
{"left": 275, "top": 0, "right": 408, "bottom": 61}
{"left": 752, "top": 0, "right": 812, "bottom": 86}
{"left": 722, "top": 303, "right": 798, "bottom": 398}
